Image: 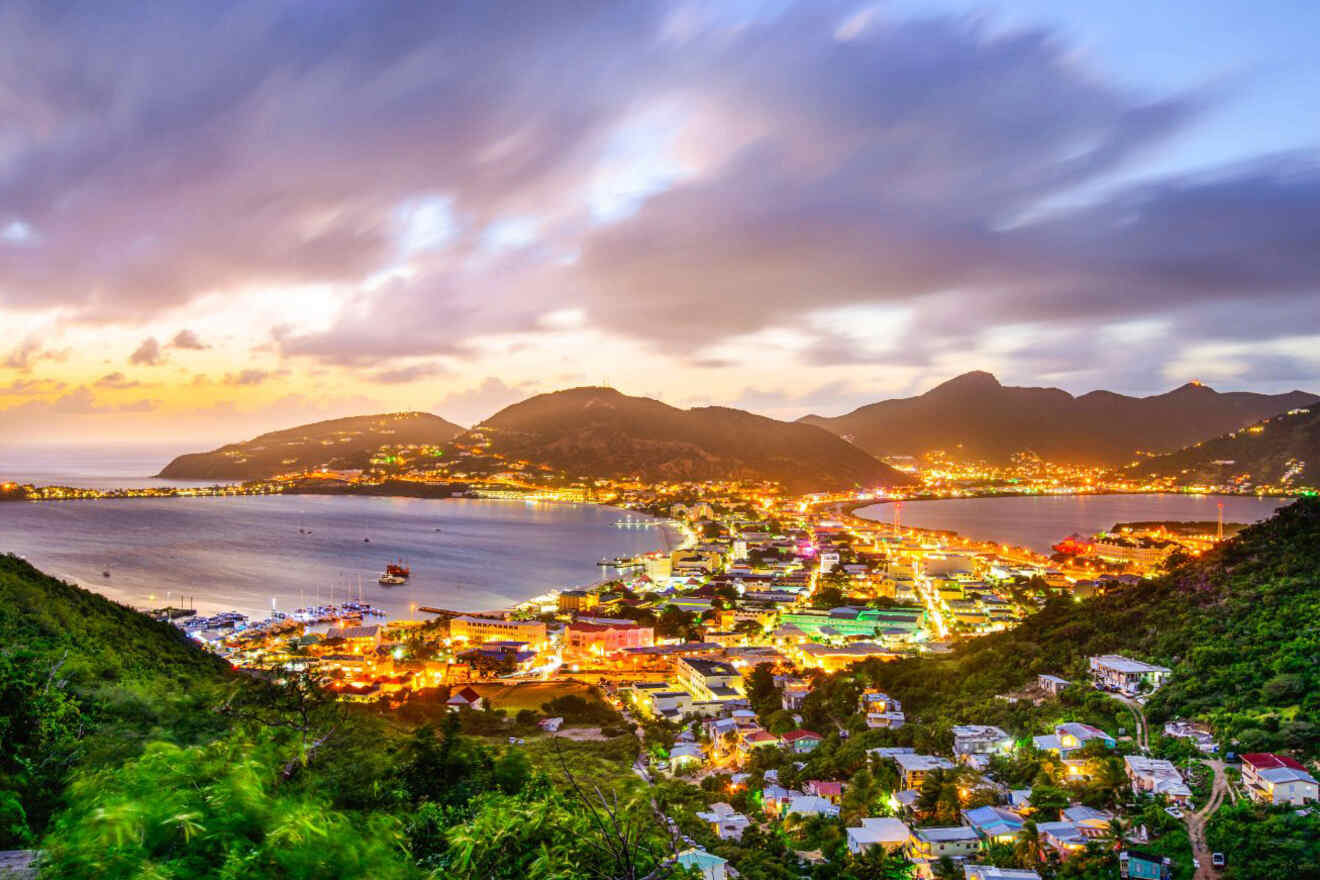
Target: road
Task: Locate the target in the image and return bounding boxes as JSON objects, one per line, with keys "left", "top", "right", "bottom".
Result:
{"left": 1110, "top": 693, "right": 1150, "bottom": 752}
{"left": 1187, "top": 759, "right": 1229, "bottom": 880}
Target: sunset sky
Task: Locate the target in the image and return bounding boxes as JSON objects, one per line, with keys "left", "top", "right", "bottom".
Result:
{"left": 3, "top": 0, "right": 1318, "bottom": 445}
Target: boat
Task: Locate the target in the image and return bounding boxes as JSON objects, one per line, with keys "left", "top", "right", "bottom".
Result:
{"left": 378, "top": 573, "right": 407, "bottom": 586}
{"left": 385, "top": 561, "right": 410, "bottom": 579}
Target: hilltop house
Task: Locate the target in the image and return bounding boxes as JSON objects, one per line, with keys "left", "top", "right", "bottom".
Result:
{"left": 445, "top": 686, "right": 484, "bottom": 711}
{"left": 907, "top": 826, "right": 980, "bottom": 862}
{"left": 675, "top": 848, "right": 728, "bottom": 880}
{"left": 1119, "top": 850, "right": 1173, "bottom": 880}
{"left": 952, "top": 725, "right": 1012, "bottom": 759}
{"left": 781, "top": 730, "right": 824, "bottom": 754}
{"left": 1241, "top": 753, "right": 1319, "bottom": 805}
{"left": 1089, "top": 655, "right": 1171, "bottom": 695}
{"left": 1124, "top": 756, "right": 1192, "bottom": 805}
{"left": 964, "top": 868, "right": 1042, "bottom": 880}
{"left": 695, "top": 803, "right": 751, "bottom": 841}
{"left": 1033, "top": 723, "right": 1115, "bottom": 757}
{"left": 893, "top": 753, "right": 956, "bottom": 790}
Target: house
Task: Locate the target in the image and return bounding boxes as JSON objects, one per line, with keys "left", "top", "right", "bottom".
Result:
{"left": 784, "top": 795, "right": 840, "bottom": 819}
{"left": 676, "top": 657, "right": 745, "bottom": 702}
{"left": 741, "top": 729, "right": 781, "bottom": 754}
{"left": 1036, "top": 674, "right": 1070, "bottom": 696}
{"left": 805, "top": 780, "right": 845, "bottom": 802}
{"left": 1089, "top": 655, "right": 1171, "bottom": 695}
{"left": 893, "top": 753, "right": 956, "bottom": 790}
{"left": 782, "top": 681, "right": 812, "bottom": 711}
{"left": 557, "top": 589, "right": 599, "bottom": 613}
{"left": 1162, "top": 720, "right": 1217, "bottom": 754}
{"left": 538, "top": 716, "right": 564, "bottom": 733}
{"left": 1241, "top": 753, "right": 1319, "bottom": 805}
{"left": 325, "top": 624, "right": 382, "bottom": 652}
{"left": 908, "top": 826, "right": 981, "bottom": 861}
{"left": 563, "top": 619, "right": 653, "bottom": 656}
{"left": 952, "top": 725, "right": 1012, "bottom": 758}
{"left": 446, "top": 686, "right": 484, "bottom": 711}
{"left": 449, "top": 616, "right": 548, "bottom": 649}
{"left": 695, "top": 803, "right": 751, "bottom": 841}
{"left": 676, "top": 848, "right": 728, "bottom": 880}
{"left": 669, "top": 743, "right": 705, "bottom": 771}
{"left": 1036, "top": 821, "right": 1088, "bottom": 859}
{"left": 1061, "top": 805, "right": 1113, "bottom": 831}
{"left": 761, "top": 784, "right": 794, "bottom": 816}
{"left": 1033, "top": 723, "right": 1115, "bottom": 757}
{"left": 964, "top": 868, "right": 1041, "bottom": 880}
{"left": 1124, "top": 756, "right": 1192, "bottom": 805}
{"left": 961, "top": 806, "right": 1024, "bottom": 844}
{"left": 846, "top": 817, "right": 911, "bottom": 853}
{"left": 781, "top": 730, "right": 824, "bottom": 754}
{"left": 1119, "top": 850, "right": 1173, "bottom": 880}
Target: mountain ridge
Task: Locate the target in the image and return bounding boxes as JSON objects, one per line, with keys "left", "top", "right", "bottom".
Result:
{"left": 465, "top": 386, "right": 913, "bottom": 493}
{"left": 800, "top": 372, "right": 1318, "bottom": 465}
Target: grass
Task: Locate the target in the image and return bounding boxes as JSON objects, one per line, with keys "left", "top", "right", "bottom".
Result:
{"left": 464, "top": 680, "right": 603, "bottom": 712}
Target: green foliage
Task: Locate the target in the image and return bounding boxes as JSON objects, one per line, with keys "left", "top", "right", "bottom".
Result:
{"left": 1206, "top": 800, "right": 1320, "bottom": 880}
{"left": 40, "top": 736, "right": 416, "bottom": 879}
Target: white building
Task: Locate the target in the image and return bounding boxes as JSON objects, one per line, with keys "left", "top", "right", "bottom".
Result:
{"left": 1124, "top": 756, "right": 1192, "bottom": 805}
{"left": 1089, "top": 654, "right": 1171, "bottom": 694}
{"left": 846, "top": 817, "right": 910, "bottom": 854}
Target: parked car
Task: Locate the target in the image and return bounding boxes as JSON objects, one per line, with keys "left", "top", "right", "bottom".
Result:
{"left": 1212, "top": 853, "right": 1226, "bottom": 868}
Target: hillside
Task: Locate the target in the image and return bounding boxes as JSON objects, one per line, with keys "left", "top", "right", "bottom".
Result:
{"left": 0, "top": 554, "right": 230, "bottom": 844}
{"left": 872, "top": 497, "right": 1320, "bottom": 756}
{"left": 464, "top": 387, "right": 913, "bottom": 493}
{"left": 1130, "top": 405, "right": 1319, "bottom": 490}
{"left": 157, "top": 411, "right": 465, "bottom": 480}
{"left": 800, "top": 371, "right": 1317, "bottom": 465}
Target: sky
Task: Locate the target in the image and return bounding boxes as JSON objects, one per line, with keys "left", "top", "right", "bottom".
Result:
{"left": 2, "top": 0, "right": 1319, "bottom": 446}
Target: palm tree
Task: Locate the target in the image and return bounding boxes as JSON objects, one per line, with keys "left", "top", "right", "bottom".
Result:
{"left": 1013, "top": 819, "right": 1043, "bottom": 869}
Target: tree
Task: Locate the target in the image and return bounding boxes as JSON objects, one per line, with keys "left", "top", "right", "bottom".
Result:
{"left": 1013, "top": 820, "right": 1043, "bottom": 870}
{"left": 221, "top": 663, "right": 344, "bottom": 778}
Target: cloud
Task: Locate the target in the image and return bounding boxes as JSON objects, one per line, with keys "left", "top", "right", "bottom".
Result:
{"left": 94, "top": 371, "right": 140, "bottom": 389}
{"left": 3, "top": 338, "right": 67, "bottom": 372}
{"left": 170, "top": 329, "right": 208, "bottom": 350}
{"left": 0, "top": 1, "right": 1316, "bottom": 396}
{"left": 129, "top": 337, "right": 163, "bottom": 366}
{"left": 0, "top": 377, "right": 65, "bottom": 396}
{"left": 224, "top": 369, "right": 271, "bottom": 386}
{"left": 369, "top": 362, "right": 449, "bottom": 384}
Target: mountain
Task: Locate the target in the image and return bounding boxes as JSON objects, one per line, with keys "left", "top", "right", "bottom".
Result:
{"left": 157, "top": 411, "right": 465, "bottom": 480}
{"left": 800, "top": 371, "right": 1318, "bottom": 465}
{"left": 1129, "top": 404, "right": 1320, "bottom": 489}
{"left": 463, "top": 387, "right": 913, "bottom": 493}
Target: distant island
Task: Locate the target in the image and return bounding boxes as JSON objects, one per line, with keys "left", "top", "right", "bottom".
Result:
{"left": 157, "top": 412, "right": 464, "bottom": 480}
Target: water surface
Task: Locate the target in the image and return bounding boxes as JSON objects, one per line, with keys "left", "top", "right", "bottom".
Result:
{"left": 0, "top": 494, "right": 677, "bottom": 617}
{"left": 856, "top": 494, "right": 1290, "bottom": 554}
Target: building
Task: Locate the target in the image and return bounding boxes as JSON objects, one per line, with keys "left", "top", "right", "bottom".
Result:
{"left": 1036, "top": 821, "right": 1088, "bottom": 859}
{"left": 557, "top": 590, "right": 599, "bottom": 613}
{"left": 1241, "top": 753, "right": 1319, "bottom": 805}
{"left": 696, "top": 803, "right": 751, "bottom": 841}
{"left": 325, "top": 624, "right": 381, "bottom": 652}
{"left": 1119, "top": 850, "right": 1173, "bottom": 880}
{"left": 964, "top": 868, "right": 1041, "bottom": 880}
{"left": 1033, "top": 723, "right": 1115, "bottom": 757}
{"left": 893, "top": 753, "right": 956, "bottom": 790}
{"left": 952, "top": 725, "right": 1012, "bottom": 758}
{"left": 846, "top": 817, "right": 910, "bottom": 854}
{"left": 781, "top": 730, "right": 824, "bottom": 754}
{"left": 1037, "top": 674, "right": 1071, "bottom": 696}
{"left": 1089, "top": 655, "right": 1171, "bottom": 694}
{"left": 643, "top": 554, "right": 673, "bottom": 581}
{"left": 1124, "top": 756, "right": 1192, "bottom": 805}
{"left": 784, "top": 795, "right": 839, "bottom": 819}
{"left": 563, "top": 619, "right": 654, "bottom": 656}
{"left": 908, "top": 826, "right": 980, "bottom": 862}
{"left": 446, "top": 686, "right": 484, "bottom": 711}
{"left": 1162, "top": 720, "right": 1217, "bottom": 753}
{"left": 961, "top": 806, "right": 1024, "bottom": 845}
{"left": 449, "top": 616, "right": 548, "bottom": 649}
{"left": 676, "top": 657, "right": 745, "bottom": 702}
{"left": 676, "top": 848, "right": 728, "bottom": 880}
{"left": 792, "top": 641, "right": 896, "bottom": 672}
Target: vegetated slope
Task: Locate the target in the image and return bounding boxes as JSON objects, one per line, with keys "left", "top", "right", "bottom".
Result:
{"left": 157, "top": 412, "right": 465, "bottom": 479}
{"left": 800, "top": 370, "right": 1317, "bottom": 465}
{"left": 466, "top": 387, "right": 913, "bottom": 493}
{"left": 876, "top": 498, "right": 1320, "bottom": 756}
{"left": 0, "top": 554, "right": 231, "bottom": 842}
{"left": 1129, "top": 405, "right": 1320, "bottom": 490}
